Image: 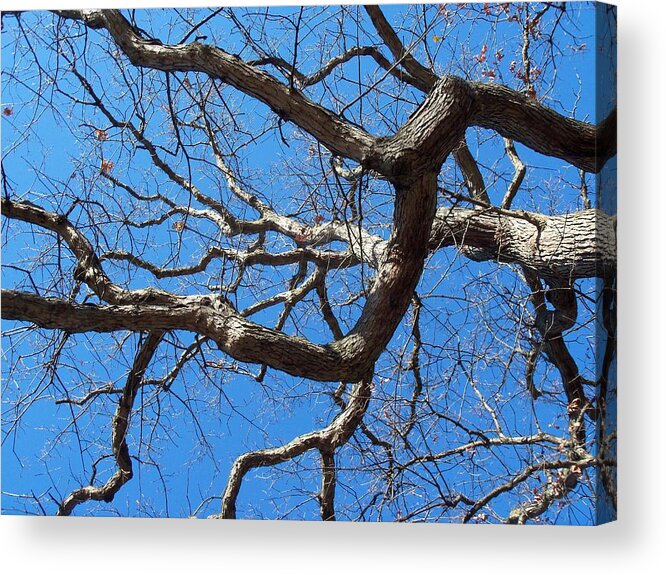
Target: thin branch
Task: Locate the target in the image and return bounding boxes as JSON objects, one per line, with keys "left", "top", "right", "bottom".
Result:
{"left": 57, "top": 331, "right": 164, "bottom": 515}
{"left": 453, "top": 137, "right": 490, "bottom": 205}
{"left": 501, "top": 138, "right": 526, "bottom": 209}
{"left": 213, "top": 375, "right": 372, "bottom": 519}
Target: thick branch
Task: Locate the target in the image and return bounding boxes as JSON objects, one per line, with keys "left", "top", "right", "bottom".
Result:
{"left": 56, "top": 9, "right": 377, "bottom": 165}
{"left": 522, "top": 270, "right": 595, "bottom": 434}
{"left": 363, "top": 4, "right": 438, "bottom": 93}
{"left": 453, "top": 138, "right": 490, "bottom": 205}
{"left": 319, "top": 450, "right": 337, "bottom": 521}
{"left": 57, "top": 331, "right": 164, "bottom": 515}
{"left": 430, "top": 207, "right": 616, "bottom": 280}
{"left": 214, "top": 376, "right": 372, "bottom": 519}
{"left": 362, "top": 5, "right": 614, "bottom": 173}
{"left": 1, "top": 175, "right": 437, "bottom": 383}
{"left": 472, "top": 83, "right": 616, "bottom": 173}
{"left": 377, "top": 76, "right": 476, "bottom": 179}
{"left": 1, "top": 197, "right": 151, "bottom": 305}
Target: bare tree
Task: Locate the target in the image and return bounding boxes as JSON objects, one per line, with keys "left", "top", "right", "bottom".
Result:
{"left": 1, "top": 2, "right": 616, "bottom": 523}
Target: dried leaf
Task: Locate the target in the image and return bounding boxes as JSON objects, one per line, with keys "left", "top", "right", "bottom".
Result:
{"left": 100, "top": 160, "right": 114, "bottom": 174}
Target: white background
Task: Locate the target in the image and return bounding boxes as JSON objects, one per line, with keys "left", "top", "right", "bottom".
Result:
{"left": 1, "top": 0, "right": 663, "bottom": 572}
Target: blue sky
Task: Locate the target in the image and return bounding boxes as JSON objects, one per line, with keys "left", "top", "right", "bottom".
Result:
{"left": 1, "top": 3, "right": 613, "bottom": 523}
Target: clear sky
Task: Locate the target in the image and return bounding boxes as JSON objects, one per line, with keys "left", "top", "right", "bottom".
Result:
{"left": 1, "top": 2, "right": 612, "bottom": 524}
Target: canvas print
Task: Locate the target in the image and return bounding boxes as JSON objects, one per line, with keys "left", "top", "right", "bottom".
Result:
{"left": 0, "top": 2, "right": 616, "bottom": 524}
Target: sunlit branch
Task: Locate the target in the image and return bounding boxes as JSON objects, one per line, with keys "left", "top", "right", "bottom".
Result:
{"left": 212, "top": 376, "right": 372, "bottom": 519}
{"left": 464, "top": 455, "right": 599, "bottom": 523}
{"left": 57, "top": 331, "right": 164, "bottom": 515}
{"left": 500, "top": 138, "right": 526, "bottom": 209}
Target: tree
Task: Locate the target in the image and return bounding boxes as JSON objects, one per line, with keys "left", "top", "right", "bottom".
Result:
{"left": 1, "top": 2, "right": 616, "bottom": 523}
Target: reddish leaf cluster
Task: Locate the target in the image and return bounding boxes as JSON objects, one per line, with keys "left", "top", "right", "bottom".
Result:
{"left": 509, "top": 61, "right": 542, "bottom": 88}
{"left": 484, "top": 2, "right": 512, "bottom": 16}
{"left": 477, "top": 44, "right": 506, "bottom": 80}
{"left": 475, "top": 43, "right": 488, "bottom": 63}
{"left": 94, "top": 128, "right": 108, "bottom": 141}
{"left": 2, "top": 106, "right": 13, "bottom": 117}
{"left": 100, "top": 159, "right": 114, "bottom": 174}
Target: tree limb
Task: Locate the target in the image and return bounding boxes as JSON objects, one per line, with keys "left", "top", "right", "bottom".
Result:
{"left": 57, "top": 331, "right": 164, "bottom": 515}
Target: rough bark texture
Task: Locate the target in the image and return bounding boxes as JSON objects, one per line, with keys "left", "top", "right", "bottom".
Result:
{"left": 429, "top": 207, "right": 616, "bottom": 280}
{"left": 57, "top": 331, "right": 164, "bottom": 515}
{"left": 55, "top": 9, "right": 614, "bottom": 175}
{"left": 214, "top": 377, "right": 372, "bottom": 519}
{"left": 471, "top": 83, "right": 616, "bottom": 173}
{"left": 2, "top": 199, "right": 614, "bottom": 382}
{"left": 1, "top": 5, "right": 616, "bottom": 522}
